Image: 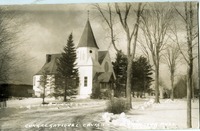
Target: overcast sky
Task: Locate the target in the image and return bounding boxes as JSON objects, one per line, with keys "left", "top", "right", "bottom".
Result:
{"left": 2, "top": 2, "right": 198, "bottom": 86}
{"left": 4, "top": 3, "right": 116, "bottom": 84}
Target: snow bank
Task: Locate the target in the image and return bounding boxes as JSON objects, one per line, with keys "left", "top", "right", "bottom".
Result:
{"left": 102, "top": 112, "right": 178, "bottom": 129}
{"left": 133, "top": 99, "right": 154, "bottom": 110}
{"left": 101, "top": 99, "right": 182, "bottom": 129}
{"left": 163, "top": 99, "right": 180, "bottom": 103}
{"left": 102, "top": 112, "right": 114, "bottom": 122}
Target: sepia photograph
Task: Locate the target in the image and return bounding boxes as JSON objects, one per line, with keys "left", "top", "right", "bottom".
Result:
{"left": 0, "top": 0, "right": 199, "bottom": 130}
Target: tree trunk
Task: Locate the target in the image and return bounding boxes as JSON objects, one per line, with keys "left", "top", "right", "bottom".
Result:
{"left": 42, "top": 87, "right": 45, "bottom": 104}
{"left": 126, "top": 57, "right": 133, "bottom": 109}
{"left": 187, "top": 73, "right": 192, "bottom": 128}
{"left": 192, "top": 80, "right": 195, "bottom": 102}
{"left": 186, "top": 2, "right": 193, "bottom": 128}
{"left": 64, "top": 80, "right": 67, "bottom": 102}
{"left": 187, "top": 65, "right": 193, "bottom": 128}
{"left": 154, "top": 64, "right": 160, "bottom": 103}
{"left": 170, "top": 72, "right": 174, "bottom": 101}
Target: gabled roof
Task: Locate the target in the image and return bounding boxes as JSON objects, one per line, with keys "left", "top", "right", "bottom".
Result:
{"left": 77, "top": 20, "right": 99, "bottom": 49}
{"left": 93, "top": 72, "right": 114, "bottom": 83}
{"left": 98, "top": 51, "right": 108, "bottom": 64}
{"left": 35, "top": 54, "right": 61, "bottom": 75}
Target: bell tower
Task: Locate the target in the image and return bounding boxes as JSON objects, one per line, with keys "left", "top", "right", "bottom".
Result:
{"left": 76, "top": 17, "right": 99, "bottom": 98}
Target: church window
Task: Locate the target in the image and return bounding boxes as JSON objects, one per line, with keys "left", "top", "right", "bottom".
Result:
{"left": 84, "top": 77, "right": 87, "bottom": 87}
{"left": 89, "top": 50, "right": 92, "bottom": 53}
{"left": 104, "top": 62, "right": 109, "bottom": 72}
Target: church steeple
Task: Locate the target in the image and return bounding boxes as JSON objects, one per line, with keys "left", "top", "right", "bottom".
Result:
{"left": 77, "top": 19, "right": 99, "bottom": 49}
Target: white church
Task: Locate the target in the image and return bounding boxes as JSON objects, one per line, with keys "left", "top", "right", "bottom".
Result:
{"left": 33, "top": 19, "right": 115, "bottom": 98}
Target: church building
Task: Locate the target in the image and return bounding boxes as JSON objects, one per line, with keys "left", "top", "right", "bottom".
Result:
{"left": 33, "top": 19, "right": 115, "bottom": 98}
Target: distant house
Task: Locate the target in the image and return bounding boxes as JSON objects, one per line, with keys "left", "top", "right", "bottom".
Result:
{"left": 33, "top": 54, "right": 60, "bottom": 97}
{"left": 0, "top": 84, "right": 33, "bottom": 98}
{"left": 33, "top": 19, "right": 115, "bottom": 98}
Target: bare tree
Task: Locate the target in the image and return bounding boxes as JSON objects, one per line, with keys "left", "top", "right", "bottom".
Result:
{"left": 162, "top": 44, "right": 180, "bottom": 100}
{"left": 94, "top": 3, "right": 144, "bottom": 109}
{"left": 39, "top": 69, "right": 54, "bottom": 104}
{"left": 0, "top": 7, "right": 24, "bottom": 84}
{"left": 140, "top": 3, "right": 174, "bottom": 103}
{"left": 39, "top": 69, "right": 48, "bottom": 104}
{"left": 0, "top": 8, "right": 15, "bottom": 82}
{"left": 173, "top": 2, "right": 198, "bottom": 128}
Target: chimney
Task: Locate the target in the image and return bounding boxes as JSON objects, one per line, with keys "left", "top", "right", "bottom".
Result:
{"left": 46, "top": 54, "right": 51, "bottom": 63}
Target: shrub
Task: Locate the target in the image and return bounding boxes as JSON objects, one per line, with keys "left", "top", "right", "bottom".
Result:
{"left": 100, "top": 89, "right": 111, "bottom": 99}
{"left": 91, "top": 83, "right": 112, "bottom": 99}
{"left": 106, "top": 97, "right": 129, "bottom": 114}
{"left": 90, "top": 83, "right": 101, "bottom": 99}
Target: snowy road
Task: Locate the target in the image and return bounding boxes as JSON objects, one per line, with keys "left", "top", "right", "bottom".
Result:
{"left": 0, "top": 98, "right": 199, "bottom": 130}
{"left": 0, "top": 101, "right": 106, "bottom": 131}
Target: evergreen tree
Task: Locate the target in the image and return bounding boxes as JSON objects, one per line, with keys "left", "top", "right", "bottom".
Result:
{"left": 55, "top": 33, "right": 79, "bottom": 102}
{"left": 113, "top": 53, "right": 153, "bottom": 98}
{"left": 112, "top": 51, "right": 127, "bottom": 97}
{"left": 131, "top": 56, "right": 153, "bottom": 97}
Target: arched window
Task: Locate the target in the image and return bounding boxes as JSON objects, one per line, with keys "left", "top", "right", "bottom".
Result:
{"left": 104, "top": 62, "right": 109, "bottom": 72}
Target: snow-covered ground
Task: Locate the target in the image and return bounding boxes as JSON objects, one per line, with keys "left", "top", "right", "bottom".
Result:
{"left": 101, "top": 98, "right": 199, "bottom": 130}
{"left": 0, "top": 97, "right": 199, "bottom": 130}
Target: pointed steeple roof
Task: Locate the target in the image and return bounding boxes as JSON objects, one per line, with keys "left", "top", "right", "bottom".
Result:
{"left": 77, "top": 20, "right": 99, "bottom": 49}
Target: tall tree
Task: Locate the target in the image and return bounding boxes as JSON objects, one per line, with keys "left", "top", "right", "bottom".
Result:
{"left": 132, "top": 56, "right": 153, "bottom": 96}
{"left": 173, "top": 2, "right": 198, "bottom": 128}
{"left": 95, "top": 3, "right": 144, "bottom": 109}
{"left": 162, "top": 44, "right": 180, "bottom": 101}
{"left": 112, "top": 51, "right": 127, "bottom": 97}
{"left": 56, "top": 33, "right": 79, "bottom": 102}
{"left": 112, "top": 53, "right": 153, "bottom": 98}
{"left": 140, "top": 3, "right": 174, "bottom": 103}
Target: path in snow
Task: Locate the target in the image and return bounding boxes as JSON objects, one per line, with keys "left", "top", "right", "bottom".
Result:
{"left": 0, "top": 98, "right": 199, "bottom": 130}
{"left": 0, "top": 98, "right": 106, "bottom": 131}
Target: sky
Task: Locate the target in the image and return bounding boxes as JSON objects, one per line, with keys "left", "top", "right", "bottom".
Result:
{"left": 0, "top": 0, "right": 195, "bottom": 5}
{"left": 1, "top": 2, "right": 198, "bottom": 87}
{"left": 4, "top": 3, "right": 116, "bottom": 84}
